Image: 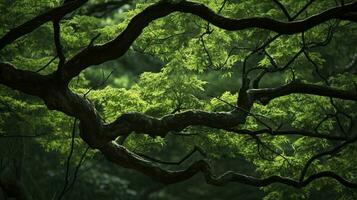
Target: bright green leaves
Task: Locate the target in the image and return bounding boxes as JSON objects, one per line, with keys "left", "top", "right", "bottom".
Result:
{"left": 0, "top": 0, "right": 60, "bottom": 30}
{"left": 130, "top": 1, "right": 256, "bottom": 73}
{"left": 84, "top": 66, "right": 207, "bottom": 153}
{"left": 86, "top": 63, "right": 207, "bottom": 120}
{"left": 1, "top": 0, "right": 60, "bottom": 70}
{"left": 1, "top": 0, "right": 356, "bottom": 199}
{"left": 207, "top": 91, "right": 237, "bottom": 111}
{"left": 0, "top": 87, "right": 71, "bottom": 158}
{"left": 61, "top": 16, "right": 102, "bottom": 51}
{"left": 137, "top": 69, "right": 206, "bottom": 115}
{"left": 88, "top": 86, "right": 147, "bottom": 122}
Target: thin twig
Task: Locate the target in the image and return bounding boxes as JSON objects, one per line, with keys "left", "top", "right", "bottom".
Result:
{"left": 299, "top": 136, "right": 357, "bottom": 182}
{"left": 57, "top": 118, "right": 77, "bottom": 200}
{"left": 272, "top": 0, "right": 292, "bottom": 20}
{"left": 36, "top": 55, "right": 58, "bottom": 72}
{"left": 83, "top": 69, "right": 115, "bottom": 97}
{"left": 65, "top": 146, "right": 90, "bottom": 194}
{"left": 136, "top": 146, "right": 206, "bottom": 165}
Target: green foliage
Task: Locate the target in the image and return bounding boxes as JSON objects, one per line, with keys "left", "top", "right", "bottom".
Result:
{"left": 1, "top": 0, "right": 357, "bottom": 199}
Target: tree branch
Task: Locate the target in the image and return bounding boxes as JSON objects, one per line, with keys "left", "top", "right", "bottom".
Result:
{"left": 135, "top": 146, "right": 206, "bottom": 166}
{"left": 0, "top": 62, "right": 51, "bottom": 97}
{"left": 299, "top": 136, "right": 357, "bottom": 182}
{"left": 61, "top": 1, "right": 357, "bottom": 81}
{"left": 53, "top": 21, "right": 65, "bottom": 69}
{"left": 36, "top": 55, "right": 58, "bottom": 73}
{"left": 104, "top": 109, "right": 248, "bottom": 141}
{"left": 272, "top": 0, "right": 292, "bottom": 20}
{"left": 0, "top": 0, "right": 88, "bottom": 50}
{"left": 100, "top": 142, "right": 357, "bottom": 188}
{"left": 248, "top": 82, "right": 357, "bottom": 105}
{"left": 1, "top": 1, "right": 356, "bottom": 191}
{"left": 57, "top": 118, "right": 77, "bottom": 200}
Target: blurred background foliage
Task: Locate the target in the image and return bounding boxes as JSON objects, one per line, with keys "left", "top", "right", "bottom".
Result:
{"left": 0, "top": 0, "right": 356, "bottom": 199}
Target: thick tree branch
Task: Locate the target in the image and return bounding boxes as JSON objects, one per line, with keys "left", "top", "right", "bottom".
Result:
{"left": 53, "top": 21, "right": 65, "bottom": 69}
{"left": 61, "top": 1, "right": 357, "bottom": 81}
{"left": 339, "top": 12, "right": 357, "bottom": 22}
{"left": 0, "top": 63, "right": 51, "bottom": 97}
{"left": 1, "top": 1, "right": 357, "bottom": 191}
{"left": 0, "top": 0, "right": 88, "bottom": 50}
{"left": 104, "top": 109, "right": 248, "bottom": 141}
{"left": 248, "top": 82, "right": 357, "bottom": 105}
{"left": 0, "top": 62, "right": 105, "bottom": 148}
{"left": 100, "top": 142, "right": 357, "bottom": 188}
{"left": 2, "top": 64, "right": 354, "bottom": 147}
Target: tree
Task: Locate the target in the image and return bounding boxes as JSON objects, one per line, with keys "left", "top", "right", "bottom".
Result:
{"left": 0, "top": 0, "right": 357, "bottom": 199}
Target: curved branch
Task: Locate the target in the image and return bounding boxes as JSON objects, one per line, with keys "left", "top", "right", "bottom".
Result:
{"left": 0, "top": 63, "right": 106, "bottom": 148}
{"left": 1, "top": 1, "right": 357, "bottom": 191}
{"left": 248, "top": 82, "right": 357, "bottom": 105}
{"left": 0, "top": 0, "right": 88, "bottom": 50}
{"left": 61, "top": 1, "right": 357, "bottom": 81}
{"left": 299, "top": 136, "right": 357, "bottom": 182}
{"left": 272, "top": 0, "right": 292, "bottom": 20}
{"left": 0, "top": 63, "right": 51, "bottom": 97}
{"left": 104, "top": 109, "right": 248, "bottom": 141}
{"left": 100, "top": 142, "right": 357, "bottom": 188}
{"left": 135, "top": 146, "right": 206, "bottom": 166}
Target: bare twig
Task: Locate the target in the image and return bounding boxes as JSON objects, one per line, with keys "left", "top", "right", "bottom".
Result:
{"left": 272, "top": 0, "right": 292, "bottom": 20}
{"left": 299, "top": 136, "right": 357, "bottom": 182}
{"left": 57, "top": 118, "right": 77, "bottom": 200}
{"left": 36, "top": 55, "right": 58, "bottom": 72}
{"left": 135, "top": 146, "right": 206, "bottom": 165}
{"left": 64, "top": 146, "right": 90, "bottom": 194}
